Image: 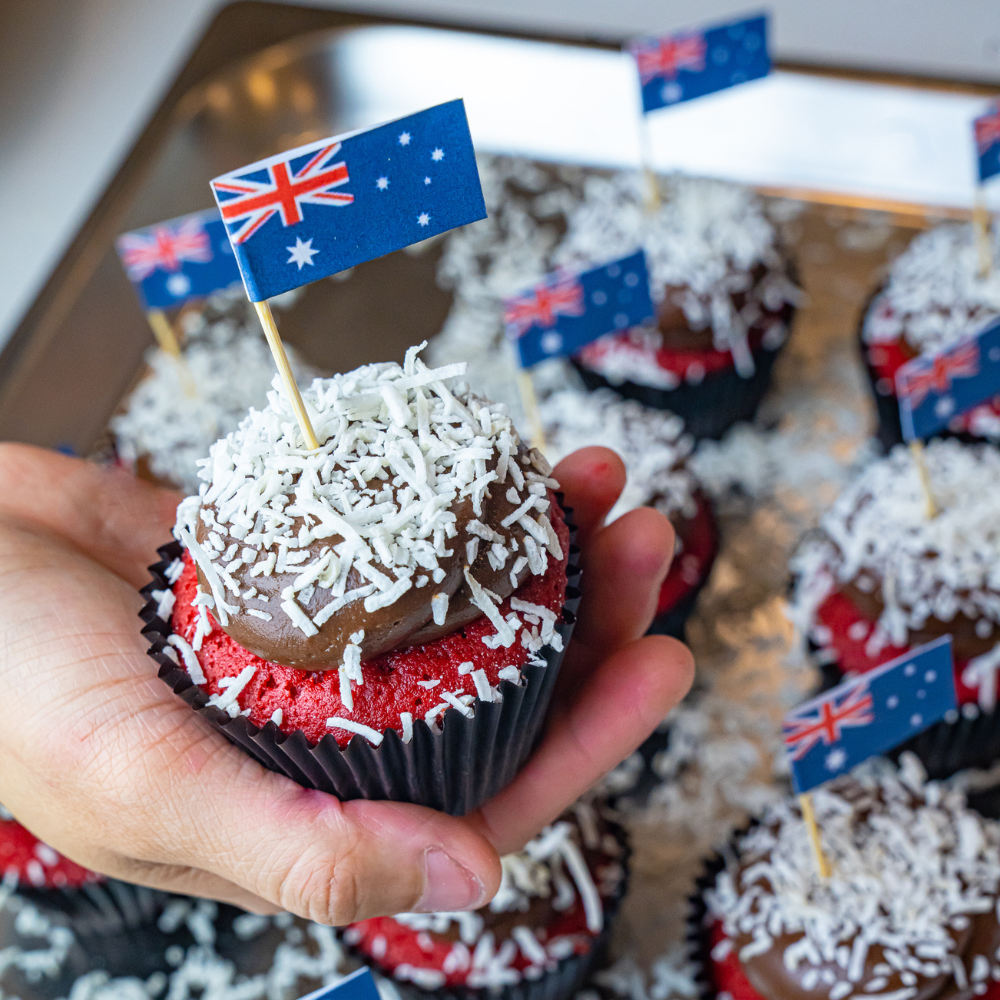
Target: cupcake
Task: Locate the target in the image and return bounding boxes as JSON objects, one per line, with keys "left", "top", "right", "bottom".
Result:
{"left": 691, "top": 755, "right": 1000, "bottom": 1000}
{"left": 788, "top": 438, "right": 1000, "bottom": 776}
{"left": 0, "top": 807, "right": 163, "bottom": 935}
{"left": 859, "top": 222, "right": 1000, "bottom": 452}
{"left": 541, "top": 387, "right": 717, "bottom": 639}
{"left": 343, "top": 799, "right": 628, "bottom": 999}
{"left": 110, "top": 288, "right": 316, "bottom": 493}
{"left": 142, "top": 351, "right": 580, "bottom": 814}
{"left": 552, "top": 174, "right": 801, "bottom": 439}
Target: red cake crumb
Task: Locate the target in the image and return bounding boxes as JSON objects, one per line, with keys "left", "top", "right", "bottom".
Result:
{"left": 348, "top": 897, "right": 595, "bottom": 989}
{"left": 814, "top": 591, "right": 978, "bottom": 706}
{"left": 169, "top": 501, "right": 571, "bottom": 746}
{"left": 656, "top": 492, "right": 717, "bottom": 616}
{"left": 0, "top": 819, "right": 102, "bottom": 890}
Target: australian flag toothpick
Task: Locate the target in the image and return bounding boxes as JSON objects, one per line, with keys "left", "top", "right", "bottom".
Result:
{"left": 975, "top": 103, "right": 1000, "bottom": 183}
{"left": 896, "top": 317, "right": 1000, "bottom": 441}
{"left": 210, "top": 99, "right": 486, "bottom": 301}
{"left": 783, "top": 637, "right": 956, "bottom": 794}
{"left": 504, "top": 251, "right": 654, "bottom": 368}
{"left": 628, "top": 12, "right": 770, "bottom": 115}
{"left": 295, "top": 968, "right": 380, "bottom": 1000}
{"left": 116, "top": 208, "right": 241, "bottom": 310}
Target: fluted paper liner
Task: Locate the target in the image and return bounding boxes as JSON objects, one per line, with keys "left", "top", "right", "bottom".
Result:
{"left": 140, "top": 504, "right": 580, "bottom": 815}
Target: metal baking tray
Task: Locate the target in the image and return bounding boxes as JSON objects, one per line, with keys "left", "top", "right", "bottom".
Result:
{"left": 0, "top": 0, "right": 981, "bottom": 454}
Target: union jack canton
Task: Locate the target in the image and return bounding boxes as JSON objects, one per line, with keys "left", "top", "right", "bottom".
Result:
{"left": 975, "top": 103, "right": 1000, "bottom": 183}
{"left": 628, "top": 13, "right": 770, "bottom": 115}
{"left": 896, "top": 317, "right": 1000, "bottom": 441}
{"left": 115, "top": 209, "right": 241, "bottom": 310}
{"left": 210, "top": 99, "right": 486, "bottom": 301}
{"left": 504, "top": 251, "right": 654, "bottom": 369}
{"left": 783, "top": 636, "right": 956, "bottom": 793}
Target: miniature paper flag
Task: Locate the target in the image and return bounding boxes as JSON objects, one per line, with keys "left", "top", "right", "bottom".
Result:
{"left": 896, "top": 317, "right": 1000, "bottom": 441}
{"left": 975, "top": 103, "right": 1000, "bottom": 183}
{"left": 628, "top": 12, "right": 770, "bottom": 115}
{"left": 783, "top": 637, "right": 956, "bottom": 794}
{"left": 210, "top": 99, "right": 486, "bottom": 302}
{"left": 116, "top": 208, "right": 241, "bottom": 310}
{"left": 504, "top": 251, "right": 654, "bottom": 368}
{"left": 296, "top": 968, "right": 380, "bottom": 1000}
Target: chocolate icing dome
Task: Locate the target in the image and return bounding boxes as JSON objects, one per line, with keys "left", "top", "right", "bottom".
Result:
{"left": 173, "top": 347, "right": 563, "bottom": 670}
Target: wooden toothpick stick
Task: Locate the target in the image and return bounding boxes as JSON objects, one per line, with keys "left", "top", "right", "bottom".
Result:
{"left": 639, "top": 117, "right": 662, "bottom": 214}
{"left": 974, "top": 190, "right": 992, "bottom": 279}
{"left": 253, "top": 300, "right": 319, "bottom": 450}
{"left": 515, "top": 369, "right": 546, "bottom": 451}
{"left": 909, "top": 439, "right": 938, "bottom": 519}
{"left": 146, "top": 308, "right": 197, "bottom": 397}
{"left": 799, "top": 792, "right": 832, "bottom": 879}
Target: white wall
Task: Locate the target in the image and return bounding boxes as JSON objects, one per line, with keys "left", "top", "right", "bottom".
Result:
{"left": 2, "top": 0, "right": 999, "bottom": 351}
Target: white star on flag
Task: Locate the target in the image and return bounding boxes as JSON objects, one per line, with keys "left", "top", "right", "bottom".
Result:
{"left": 286, "top": 236, "right": 319, "bottom": 270}
{"left": 424, "top": 176, "right": 431, "bottom": 185}
{"left": 824, "top": 747, "right": 847, "bottom": 772}
{"left": 431, "top": 147, "right": 445, "bottom": 161}
{"left": 398, "top": 132, "right": 411, "bottom": 146}
{"left": 376, "top": 176, "right": 389, "bottom": 190}
{"left": 417, "top": 212, "right": 430, "bottom": 227}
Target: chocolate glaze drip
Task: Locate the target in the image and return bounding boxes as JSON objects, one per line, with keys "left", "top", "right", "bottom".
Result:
{"left": 195, "top": 448, "right": 547, "bottom": 669}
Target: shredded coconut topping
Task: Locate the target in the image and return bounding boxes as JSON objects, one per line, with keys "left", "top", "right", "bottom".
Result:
{"left": 789, "top": 440, "right": 1000, "bottom": 648}
{"left": 541, "top": 387, "right": 697, "bottom": 522}
{"left": 707, "top": 756, "right": 1000, "bottom": 997}
{"left": 173, "top": 348, "right": 554, "bottom": 650}
{"left": 863, "top": 223, "right": 1000, "bottom": 355}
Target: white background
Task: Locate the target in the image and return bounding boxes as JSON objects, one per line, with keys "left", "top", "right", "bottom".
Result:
{"left": 2, "top": 0, "right": 1000, "bottom": 350}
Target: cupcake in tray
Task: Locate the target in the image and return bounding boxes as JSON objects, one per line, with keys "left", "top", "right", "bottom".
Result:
{"left": 690, "top": 754, "right": 1000, "bottom": 1000}
{"left": 110, "top": 288, "right": 316, "bottom": 494}
{"left": 788, "top": 438, "right": 1000, "bottom": 776}
{"left": 141, "top": 350, "right": 580, "bottom": 815}
{"left": 343, "top": 799, "right": 628, "bottom": 1000}
{"left": 0, "top": 807, "right": 164, "bottom": 935}
{"left": 552, "top": 173, "right": 801, "bottom": 440}
{"left": 541, "top": 387, "right": 717, "bottom": 640}
{"left": 860, "top": 222, "right": 1000, "bottom": 452}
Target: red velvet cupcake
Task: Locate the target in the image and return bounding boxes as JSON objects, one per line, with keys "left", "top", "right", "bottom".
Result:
{"left": 0, "top": 808, "right": 163, "bottom": 935}
{"left": 690, "top": 756, "right": 1000, "bottom": 1000}
{"left": 143, "top": 351, "right": 580, "bottom": 814}
{"left": 541, "top": 388, "right": 717, "bottom": 641}
{"left": 553, "top": 174, "right": 801, "bottom": 440}
{"left": 859, "top": 222, "right": 1000, "bottom": 452}
{"left": 788, "top": 439, "right": 1000, "bottom": 776}
{"left": 343, "top": 800, "right": 628, "bottom": 1000}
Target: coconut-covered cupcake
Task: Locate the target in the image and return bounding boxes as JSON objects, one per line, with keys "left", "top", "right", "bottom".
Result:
{"left": 860, "top": 223, "right": 1000, "bottom": 451}
{"left": 110, "top": 289, "right": 316, "bottom": 493}
{"left": 142, "top": 349, "right": 579, "bottom": 814}
{"left": 0, "top": 807, "right": 163, "bottom": 935}
{"left": 553, "top": 173, "right": 801, "bottom": 439}
{"left": 693, "top": 755, "right": 1000, "bottom": 1000}
{"left": 344, "top": 800, "right": 628, "bottom": 999}
{"left": 541, "top": 388, "right": 717, "bottom": 639}
{"left": 788, "top": 439, "right": 1000, "bottom": 774}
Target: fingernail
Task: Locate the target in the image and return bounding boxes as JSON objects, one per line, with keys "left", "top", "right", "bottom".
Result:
{"left": 414, "top": 848, "right": 486, "bottom": 913}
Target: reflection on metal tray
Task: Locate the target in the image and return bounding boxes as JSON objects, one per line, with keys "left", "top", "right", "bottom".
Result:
{"left": 0, "top": 1, "right": 988, "bottom": 454}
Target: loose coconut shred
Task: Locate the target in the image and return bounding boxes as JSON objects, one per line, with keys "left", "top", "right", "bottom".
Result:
{"left": 174, "top": 346, "right": 561, "bottom": 685}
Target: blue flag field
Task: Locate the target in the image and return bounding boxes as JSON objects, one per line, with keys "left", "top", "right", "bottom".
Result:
{"left": 504, "top": 251, "right": 654, "bottom": 368}
{"left": 296, "top": 969, "right": 379, "bottom": 1000}
{"left": 783, "top": 637, "right": 956, "bottom": 793}
{"left": 116, "top": 208, "right": 241, "bottom": 310}
{"left": 210, "top": 99, "right": 487, "bottom": 301}
{"left": 628, "top": 13, "right": 770, "bottom": 115}
{"left": 896, "top": 317, "right": 1000, "bottom": 441}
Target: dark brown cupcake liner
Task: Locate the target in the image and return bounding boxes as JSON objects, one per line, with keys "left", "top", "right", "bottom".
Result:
{"left": 17, "top": 879, "right": 167, "bottom": 938}
{"left": 346, "top": 815, "right": 631, "bottom": 1000}
{"left": 140, "top": 505, "right": 581, "bottom": 816}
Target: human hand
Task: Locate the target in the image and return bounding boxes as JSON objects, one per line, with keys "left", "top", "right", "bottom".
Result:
{"left": 0, "top": 442, "right": 693, "bottom": 924}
